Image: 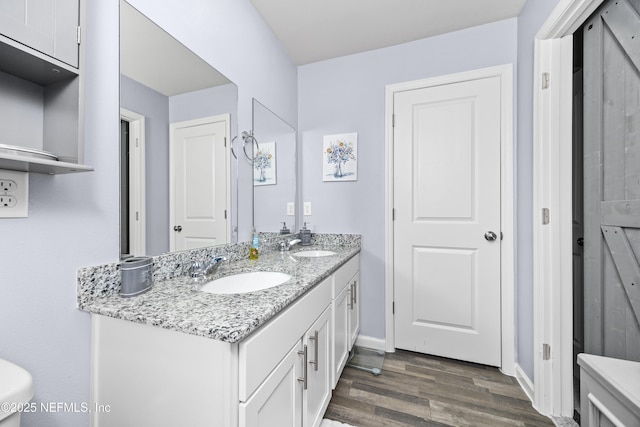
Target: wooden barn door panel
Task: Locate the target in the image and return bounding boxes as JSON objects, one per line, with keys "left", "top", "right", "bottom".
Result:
{"left": 583, "top": 0, "right": 640, "bottom": 360}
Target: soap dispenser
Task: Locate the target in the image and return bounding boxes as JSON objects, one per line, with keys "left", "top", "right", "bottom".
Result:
{"left": 250, "top": 227, "right": 259, "bottom": 259}
{"left": 279, "top": 222, "right": 291, "bottom": 235}
{"left": 300, "top": 223, "right": 312, "bottom": 246}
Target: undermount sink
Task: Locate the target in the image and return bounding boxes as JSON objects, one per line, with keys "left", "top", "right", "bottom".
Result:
{"left": 200, "top": 271, "right": 291, "bottom": 294}
{"left": 291, "top": 250, "right": 337, "bottom": 258}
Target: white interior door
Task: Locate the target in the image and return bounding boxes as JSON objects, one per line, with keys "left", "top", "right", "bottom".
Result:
{"left": 393, "top": 75, "right": 502, "bottom": 367}
{"left": 170, "top": 115, "right": 229, "bottom": 251}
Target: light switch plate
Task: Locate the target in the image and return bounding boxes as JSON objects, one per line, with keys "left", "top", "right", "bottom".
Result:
{"left": 0, "top": 170, "right": 28, "bottom": 218}
{"left": 287, "top": 202, "right": 295, "bottom": 216}
{"left": 303, "top": 202, "right": 312, "bottom": 216}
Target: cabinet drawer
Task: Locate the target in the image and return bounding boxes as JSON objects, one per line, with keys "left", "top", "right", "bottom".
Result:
{"left": 333, "top": 254, "right": 359, "bottom": 297}
{"left": 239, "top": 277, "right": 332, "bottom": 402}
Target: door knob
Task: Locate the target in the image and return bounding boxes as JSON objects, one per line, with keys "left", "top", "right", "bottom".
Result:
{"left": 174, "top": 225, "right": 182, "bottom": 232}
{"left": 484, "top": 231, "right": 497, "bottom": 241}
{"left": 577, "top": 237, "right": 584, "bottom": 247}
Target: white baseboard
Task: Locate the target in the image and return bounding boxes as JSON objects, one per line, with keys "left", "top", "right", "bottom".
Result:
{"left": 354, "top": 335, "right": 386, "bottom": 351}
{"left": 515, "top": 363, "right": 535, "bottom": 403}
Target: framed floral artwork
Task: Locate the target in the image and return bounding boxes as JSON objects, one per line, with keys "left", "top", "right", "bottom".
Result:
{"left": 323, "top": 132, "right": 357, "bottom": 182}
{"left": 254, "top": 141, "right": 277, "bottom": 186}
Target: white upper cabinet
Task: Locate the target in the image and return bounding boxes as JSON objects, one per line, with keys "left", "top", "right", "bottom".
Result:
{"left": 0, "top": 0, "right": 91, "bottom": 174}
{"left": 0, "top": 0, "right": 79, "bottom": 67}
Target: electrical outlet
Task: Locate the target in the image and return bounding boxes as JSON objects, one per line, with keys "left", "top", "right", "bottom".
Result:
{"left": 0, "top": 170, "right": 28, "bottom": 218}
{"left": 0, "top": 195, "right": 17, "bottom": 207}
{"left": 286, "top": 202, "right": 295, "bottom": 216}
{"left": 304, "top": 202, "right": 312, "bottom": 216}
{"left": 0, "top": 179, "right": 17, "bottom": 192}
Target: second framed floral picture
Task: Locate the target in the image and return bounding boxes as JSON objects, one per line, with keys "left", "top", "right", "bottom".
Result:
{"left": 323, "top": 132, "right": 357, "bottom": 182}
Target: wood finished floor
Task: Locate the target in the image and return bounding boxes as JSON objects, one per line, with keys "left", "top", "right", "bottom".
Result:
{"left": 324, "top": 350, "right": 555, "bottom": 427}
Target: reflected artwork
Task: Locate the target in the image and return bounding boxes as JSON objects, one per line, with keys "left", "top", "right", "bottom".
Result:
{"left": 254, "top": 141, "right": 277, "bottom": 186}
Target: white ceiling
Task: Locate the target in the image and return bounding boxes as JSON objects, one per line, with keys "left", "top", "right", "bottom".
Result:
{"left": 120, "top": 1, "right": 231, "bottom": 97}
{"left": 250, "top": 0, "right": 527, "bottom": 65}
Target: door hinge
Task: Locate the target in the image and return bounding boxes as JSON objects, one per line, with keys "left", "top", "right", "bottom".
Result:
{"left": 224, "top": 210, "right": 227, "bottom": 219}
{"left": 77, "top": 26, "right": 82, "bottom": 45}
{"left": 135, "top": 138, "right": 139, "bottom": 148}
{"left": 542, "top": 72, "right": 550, "bottom": 89}
{"left": 542, "top": 208, "right": 550, "bottom": 225}
{"left": 392, "top": 114, "right": 395, "bottom": 127}
{"left": 135, "top": 211, "right": 139, "bottom": 221}
{"left": 224, "top": 137, "right": 227, "bottom": 147}
{"left": 392, "top": 208, "right": 396, "bottom": 221}
{"left": 542, "top": 343, "right": 551, "bottom": 360}
{"left": 500, "top": 231, "right": 503, "bottom": 241}
{"left": 392, "top": 302, "right": 395, "bottom": 314}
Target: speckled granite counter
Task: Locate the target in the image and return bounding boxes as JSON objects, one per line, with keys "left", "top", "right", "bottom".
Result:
{"left": 78, "top": 235, "right": 360, "bottom": 343}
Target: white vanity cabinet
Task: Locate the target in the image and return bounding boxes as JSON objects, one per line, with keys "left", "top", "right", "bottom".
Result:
{"left": 239, "top": 278, "right": 332, "bottom": 427}
{"left": 0, "top": 0, "right": 79, "bottom": 67}
{"left": 240, "top": 307, "right": 331, "bottom": 427}
{"left": 348, "top": 272, "right": 360, "bottom": 348}
{"left": 331, "top": 254, "right": 360, "bottom": 388}
{"left": 91, "top": 254, "right": 359, "bottom": 427}
{"left": 578, "top": 354, "right": 640, "bottom": 427}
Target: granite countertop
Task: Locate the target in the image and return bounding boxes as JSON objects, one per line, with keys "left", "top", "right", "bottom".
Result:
{"left": 82, "top": 244, "right": 359, "bottom": 343}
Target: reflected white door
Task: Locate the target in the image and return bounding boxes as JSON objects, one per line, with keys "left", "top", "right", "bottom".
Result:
{"left": 393, "top": 75, "right": 502, "bottom": 366}
{"left": 170, "top": 115, "right": 229, "bottom": 251}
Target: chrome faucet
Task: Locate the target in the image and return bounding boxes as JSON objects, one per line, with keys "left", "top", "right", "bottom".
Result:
{"left": 279, "top": 239, "right": 302, "bottom": 252}
{"left": 191, "top": 255, "right": 227, "bottom": 280}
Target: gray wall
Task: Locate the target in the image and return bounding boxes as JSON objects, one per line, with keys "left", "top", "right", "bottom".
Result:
{"left": 120, "top": 78, "right": 240, "bottom": 255}
{"left": 129, "top": 0, "right": 298, "bottom": 241}
{"left": 298, "top": 19, "right": 518, "bottom": 341}
{"left": 120, "top": 75, "right": 170, "bottom": 256}
{"left": 170, "top": 83, "right": 240, "bottom": 242}
{"left": 0, "top": 2, "right": 577, "bottom": 425}
{"left": 0, "top": 0, "right": 297, "bottom": 426}
{"left": 169, "top": 83, "right": 238, "bottom": 124}
{"left": 0, "top": 1, "right": 119, "bottom": 425}
{"left": 252, "top": 100, "right": 297, "bottom": 232}
{"left": 0, "top": 71, "right": 44, "bottom": 150}
{"left": 516, "top": 0, "right": 563, "bottom": 379}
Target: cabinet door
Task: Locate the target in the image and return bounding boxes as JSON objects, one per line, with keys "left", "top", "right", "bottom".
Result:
{"left": 304, "top": 307, "right": 332, "bottom": 427}
{"left": 348, "top": 272, "right": 361, "bottom": 349}
{"left": 0, "top": 0, "right": 79, "bottom": 67}
{"left": 240, "top": 342, "right": 303, "bottom": 427}
{"left": 333, "top": 285, "right": 350, "bottom": 388}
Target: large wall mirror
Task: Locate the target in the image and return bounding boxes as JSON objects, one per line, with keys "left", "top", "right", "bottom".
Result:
{"left": 119, "top": 1, "right": 239, "bottom": 258}
{"left": 252, "top": 99, "right": 297, "bottom": 233}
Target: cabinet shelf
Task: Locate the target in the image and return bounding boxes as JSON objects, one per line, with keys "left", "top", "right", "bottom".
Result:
{"left": 0, "top": 152, "right": 92, "bottom": 175}
{"left": 0, "top": 0, "right": 87, "bottom": 176}
{"left": 0, "top": 35, "right": 78, "bottom": 86}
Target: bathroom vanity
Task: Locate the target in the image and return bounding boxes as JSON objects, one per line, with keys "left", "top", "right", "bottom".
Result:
{"left": 81, "top": 236, "right": 360, "bottom": 427}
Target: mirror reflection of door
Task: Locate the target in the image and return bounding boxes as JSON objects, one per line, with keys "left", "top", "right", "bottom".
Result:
{"left": 170, "top": 115, "right": 230, "bottom": 251}
{"left": 120, "top": 0, "right": 238, "bottom": 254}
{"left": 120, "top": 108, "right": 146, "bottom": 260}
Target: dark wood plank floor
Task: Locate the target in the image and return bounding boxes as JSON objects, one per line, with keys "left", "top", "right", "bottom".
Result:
{"left": 324, "top": 350, "right": 555, "bottom": 427}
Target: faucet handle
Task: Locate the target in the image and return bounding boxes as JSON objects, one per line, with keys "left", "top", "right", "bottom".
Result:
{"left": 190, "top": 261, "right": 203, "bottom": 278}
{"left": 213, "top": 255, "right": 228, "bottom": 263}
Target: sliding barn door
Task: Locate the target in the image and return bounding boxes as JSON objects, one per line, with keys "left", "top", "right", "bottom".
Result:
{"left": 583, "top": 0, "right": 640, "bottom": 360}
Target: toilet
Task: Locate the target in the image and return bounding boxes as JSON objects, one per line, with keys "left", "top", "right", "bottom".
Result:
{"left": 0, "top": 359, "right": 34, "bottom": 427}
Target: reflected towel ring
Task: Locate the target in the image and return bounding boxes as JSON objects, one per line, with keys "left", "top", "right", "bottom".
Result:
{"left": 241, "top": 130, "right": 260, "bottom": 162}
{"left": 230, "top": 135, "right": 238, "bottom": 160}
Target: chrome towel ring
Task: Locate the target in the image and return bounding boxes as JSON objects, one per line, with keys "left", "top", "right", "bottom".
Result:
{"left": 230, "top": 131, "right": 260, "bottom": 162}
{"left": 242, "top": 130, "right": 260, "bottom": 162}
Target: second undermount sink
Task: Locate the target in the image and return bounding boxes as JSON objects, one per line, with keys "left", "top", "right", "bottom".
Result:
{"left": 200, "top": 271, "right": 291, "bottom": 295}
{"left": 291, "top": 250, "right": 337, "bottom": 258}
